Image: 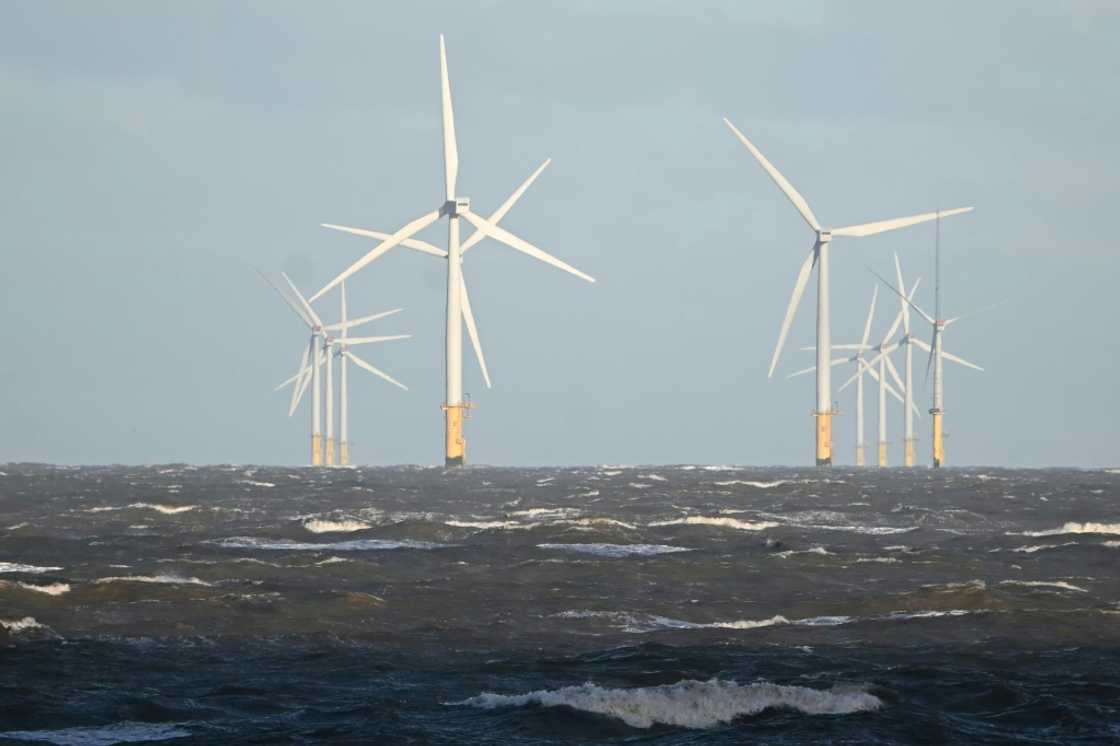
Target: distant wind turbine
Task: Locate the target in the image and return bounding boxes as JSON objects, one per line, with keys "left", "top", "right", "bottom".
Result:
{"left": 722, "top": 118, "right": 972, "bottom": 465}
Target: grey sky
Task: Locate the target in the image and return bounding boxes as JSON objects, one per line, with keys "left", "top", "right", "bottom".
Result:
{"left": 1, "top": 1, "right": 1116, "bottom": 467}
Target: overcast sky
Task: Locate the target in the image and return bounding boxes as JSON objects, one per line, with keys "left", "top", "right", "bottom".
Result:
{"left": 2, "top": 1, "right": 1117, "bottom": 467}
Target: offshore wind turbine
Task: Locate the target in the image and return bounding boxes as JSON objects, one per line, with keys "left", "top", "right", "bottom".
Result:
{"left": 264, "top": 272, "right": 408, "bottom": 466}
{"left": 722, "top": 118, "right": 971, "bottom": 465}
{"left": 872, "top": 228, "right": 992, "bottom": 467}
{"left": 891, "top": 253, "right": 921, "bottom": 466}
{"left": 310, "top": 35, "right": 594, "bottom": 466}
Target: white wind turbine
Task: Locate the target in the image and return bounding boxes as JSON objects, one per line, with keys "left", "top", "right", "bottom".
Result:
{"left": 723, "top": 118, "right": 971, "bottom": 465}
{"left": 890, "top": 253, "right": 921, "bottom": 467}
{"left": 264, "top": 273, "right": 408, "bottom": 466}
{"left": 309, "top": 35, "right": 594, "bottom": 466}
{"left": 872, "top": 248, "right": 992, "bottom": 468}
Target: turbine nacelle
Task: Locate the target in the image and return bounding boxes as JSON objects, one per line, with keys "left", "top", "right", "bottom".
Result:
{"left": 441, "top": 197, "right": 471, "bottom": 218}
{"left": 816, "top": 230, "right": 832, "bottom": 243}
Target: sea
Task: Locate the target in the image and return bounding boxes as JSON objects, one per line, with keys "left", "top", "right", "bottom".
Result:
{"left": 1, "top": 464, "right": 1118, "bottom": 744}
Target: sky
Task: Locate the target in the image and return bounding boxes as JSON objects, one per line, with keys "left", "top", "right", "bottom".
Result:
{"left": 1, "top": 1, "right": 1117, "bottom": 468}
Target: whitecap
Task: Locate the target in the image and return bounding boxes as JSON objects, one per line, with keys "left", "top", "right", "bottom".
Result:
{"left": 998, "top": 580, "right": 1088, "bottom": 593}
{"left": 1104, "top": 541, "right": 1120, "bottom": 548}
{"left": 649, "top": 516, "right": 779, "bottom": 531}
{"left": 1010, "top": 542, "right": 1078, "bottom": 553}
{"left": 452, "top": 678, "right": 882, "bottom": 728}
{"left": 1015, "top": 522, "right": 1120, "bottom": 537}
{"left": 0, "top": 721, "right": 192, "bottom": 744}
{"left": 84, "top": 503, "right": 196, "bottom": 515}
{"left": 713, "top": 479, "right": 789, "bottom": 488}
{"left": 627, "top": 483, "right": 651, "bottom": 489}
{"left": 446, "top": 519, "right": 539, "bottom": 530}
{"left": 214, "top": 537, "right": 451, "bottom": 551}
{"left": 6, "top": 522, "right": 30, "bottom": 530}
{"left": 538, "top": 543, "right": 692, "bottom": 558}
{"left": 15, "top": 582, "right": 70, "bottom": 596}
{"left": 302, "top": 519, "right": 371, "bottom": 534}
{"left": 0, "top": 617, "right": 46, "bottom": 634}
{"left": 95, "top": 574, "right": 212, "bottom": 587}
{"left": 773, "top": 546, "right": 832, "bottom": 559}
{"left": 510, "top": 507, "right": 582, "bottom": 519}
{"left": 239, "top": 480, "right": 276, "bottom": 488}
{"left": 639, "top": 474, "right": 668, "bottom": 482}
{"left": 855, "top": 557, "right": 901, "bottom": 564}
{"left": 0, "top": 562, "right": 63, "bottom": 574}
{"left": 559, "top": 517, "right": 639, "bottom": 530}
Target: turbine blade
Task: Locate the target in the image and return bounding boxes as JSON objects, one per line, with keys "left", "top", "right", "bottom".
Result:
{"left": 861, "top": 286, "right": 878, "bottom": 349}
{"left": 893, "top": 253, "right": 910, "bottom": 334}
{"left": 346, "top": 351, "right": 408, "bottom": 391}
{"left": 838, "top": 358, "right": 872, "bottom": 393}
{"left": 884, "top": 353, "right": 906, "bottom": 393}
{"left": 832, "top": 206, "right": 973, "bottom": 238}
{"left": 882, "top": 376, "right": 904, "bottom": 405}
{"left": 786, "top": 357, "right": 850, "bottom": 380}
{"left": 289, "top": 365, "right": 312, "bottom": 417}
{"left": 461, "top": 159, "right": 551, "bottom": 254}
{"left": 323, "top": 309, "right": 404, "bottom": 332}
{"left": 870, "top": 269, "right": 935, "bottom": 325}
{"left": 343, "top": 334, "right": 412, "bottom": 345}
{"left": 440, "top": 34, "right": 458, "bottom": 200}
{"left": 340, "top": 281, "right": 348, "bottom": 340}
{"left": 257, "top": 269, "right": 313, "bottom": 328}
{"left": 941, "top": 349, "right": 984, "bottom": 372}
{"left": 768, "top": 247, "right": 817, "bottom": 377}
{"left": 460, "top": 275, "right": 491, "bottom": 388}
{"left": 910, "top": 337, "right": 932, "bottom": 353}
{"left": 723, "top": 118, "right": 820, "bottom": 231}
{"left": 882, "top": 309, "right": 905, "bottom": 346}
{"left": 312, "top": 210, "right": 442, "bottom": 302}
{"left": 458, "top": 210, "right": 595, "bottom": 283}
{"left": 321, "top": 224, "right": 447, "bottom": 257}
{"left": 944, "top": 300, "right": 1007, "bottom": 326}
{"left": 281, "top": 273, "right": 324, "bottom": 328}
{"left": 274, "top": 370, "right": 302, "bottom": 392}
{"left": 276, "top": 346, "right": 310, "bottom": 392}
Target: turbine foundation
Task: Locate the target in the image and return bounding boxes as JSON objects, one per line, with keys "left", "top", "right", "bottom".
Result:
{"left": 904, "top": 438, "right": 916, "bottom": 467}
{"left": 339, "top": 441, "right": 349, "bottom": 467}
{"left": 855, "top": 444, "right": 865, "bottom": 467}
{"left": 931, "top": 410, "right": 944, "bottom": 468}
{"left": 311, "top": 434, "right": 323, "bottom": 467}
{"left": 878, "top": 442, "right": 888, "bottom": 468}
{"left": 325, "top": 438, "right": 335, "bottom": 466}
{"left": 814, "top": 410, "right": 833, "bottom": 466}
{"left": 443, "top": 403, "right": 469, "bottom": 467}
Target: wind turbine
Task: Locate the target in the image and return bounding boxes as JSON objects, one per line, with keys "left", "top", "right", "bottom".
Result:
{"left": 722, "top": 118, "right": 972, "bottom": 465}
{"left": 310, "top": 35, "right": 595, "bottom": 466}
{"left": 263, "top": 272, "right": 408, "bottom": 466}
{"left": 871, "top": 222, "right": 992, "bottom": 467}
{"left": 892, "top": 253, "right": 920, "bottom": 467}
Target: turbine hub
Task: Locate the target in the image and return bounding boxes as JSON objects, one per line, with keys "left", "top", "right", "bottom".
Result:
{"left": 817, "top": 230, "right": 832, "bottom": 243}
{"left": 441, "top": 197, "right": 470, "bottom": 217}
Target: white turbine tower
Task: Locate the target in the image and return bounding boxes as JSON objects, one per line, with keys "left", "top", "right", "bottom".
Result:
{"left": 891, "top": 253, "right": 921, "bottom": 467}
{"left": 264, "top": 272, "right": 408, "bottom": 466}
{"left": 722, "top": 118, "right": 972, "bottom": 465}
{"left": 872, "top": 256, "right": 992, "bottom": 468}
{"left": 310, "top": 35, "right": 594, "bottom": 466}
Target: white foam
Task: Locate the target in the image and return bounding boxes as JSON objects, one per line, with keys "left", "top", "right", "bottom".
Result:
{"left": 774, "top": 546, "right": 832, "bottom": 559}
{"left": 215, "top": 536, "right": 450, "bottom": 551}
{"left": 302, "top": 519, "right": 371, "bottom": 534}
{"left": 1104, "top": 541, "right": 1120, "bottom": 548}
{"left": 639, "top": 474, "right": 668, "bottom": 482}
{"left": 559, "top": 517, "right": 639, "bottom": 530}
{"left": 998, "top": 580, "right": 1088, "bottom": 593}
{"left": 95, "top": 574, "right": 212, "bottom": 587}
{"left": 510, "top": 507, "right": 582, "bottom": 519}
{"left": 0, "top": 562, "right": 62, "bottom": 574}
{"left": 239, "top": 479, "right": 276, "bottom": 488}
{"left": 0, "top": 617, "right": 45, "bottom": 634}
{"left": 16, "top": 582, "right": 70, "bottom": 596}
{"left": 0, "top": 721, "right": 192, "bottom": 744}
{"left": 650, "top": 516, "right": 779, "bottom": 531}
{"left": 713, "top": 479, "right": 789, "bottom": 488}
{"left": 1010, "top": 542, "right": 1078, "bottom": 553}
{"left": 538, "top": 543, "right": 692, "bottom": 558}
{"left": 446, "top": 519, "right": 539, "bottom": 530}
{"left": 453, "top": 678, "right": 882, "bottom": 728}
{"left": 84, "top": 503, "right": 196, "bottom": 515}
{"left": 6, "top": 522, "right": 30, "bottom": 530}
{"left": 855, "top": 557, "right": 901, "bottom": 564}
{"left": 627, "top": 482, "right": 651, "bottom": 489}
{"left": 1016, "top": 522, "right": 1120, "bottom": 537}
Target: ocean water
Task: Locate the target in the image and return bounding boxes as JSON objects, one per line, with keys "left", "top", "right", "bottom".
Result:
{"left": 1, "top": 464, "right": 1118, "bottom": 744}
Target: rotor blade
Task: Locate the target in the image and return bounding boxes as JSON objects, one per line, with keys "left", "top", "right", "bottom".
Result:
{"left": 321, "top": 224, "right": 447, "bottom": 257}
{"left": 460, "top": 275, "right": 492, "bottom": 388}
{"left": 882, "top": 309, "right": 905, "bottom": 347}
{"left": 323, "top": 309, "right": 404, "bottom": 331}
{"left": 860, "top": 286, "right": 878, "bottom": 349}
{"left": 439, "top": 34, "right": 458, "bottom": 200}
{"left": 288, "top": 369, "right": 311, "bottom": 417}
{"left": 910, "top": 337, "right": 932, "bottom": 353}
{"left": 458, "top": 210, "right": 595, "bottom": 283}
{"left": 345, "top": 351, "right": 408, "bottom": 391}
{"left": 340, "top": 281, "right": 348, "bottom": 340}
{"left": 884, "top": 353, "right": 906, "bottom": 393}
{"left": 832, "top": 206, "right": 973, "bottom": 238}
{"left": 838, "top": 357, "right": 873, "bottom": 393}
{"left": 893, "top": 253, "right": 910, "bottom": 334}
{"left": 723, "top": 118, "right": 820, "bottom": 231}
{"left": 257, "top": 269, "right": 313, "bottom": 328}
{"left": 786, "top": 357, "right": 850, "bottom": 380}
{"left": 461, "top": 159, "right": 551, "bottom": 254}
{"left": 870, "top": 269, "right": 935, "bottom": 325}
{"left": 280, "top": 273, "right": 324, "bottom": 328}
{"left": 274, "top": 370, "right": 302, "bottom": 392}
{"left": 944, "top": 300, "right": 1007, "bottom": 326}
{"left": 825, "top": 344, "right": 869, "bottom": 351}
{"left": 941, "top": 349, "right": 984, "bottom": 372}
{"left": 276, "top": 346, "right": 310, "bottom": 392}
{"left": 768, "top": 247, "right": 817, "bottom": 377}
{"left": 342, "top": 334, "right": 412, "bottom": 345}
{"left": 312, "top": 210, "right": 442, "bottom": 302}
{"left": 882, "top": 375, "right": 904, "bottom": 405}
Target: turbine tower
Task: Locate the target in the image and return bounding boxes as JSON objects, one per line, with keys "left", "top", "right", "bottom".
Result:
{"left": 722, "top": 118, "right": 971, "bottom": 465}
{"left": 311, "top": 35, "right": 594, "bottom": 466}
{"left": 892, "top": 253, "right": 920, "bottom": 466}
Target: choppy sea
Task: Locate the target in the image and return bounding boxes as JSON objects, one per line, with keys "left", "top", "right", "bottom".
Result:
{"left": 1, "top": 464, "right": 1118, "bottom": 743}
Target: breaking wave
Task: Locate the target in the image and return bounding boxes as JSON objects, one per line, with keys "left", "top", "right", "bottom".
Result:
{"left": 0, "top": 562, "right": 62, "bottom": 574}
{"left": 1016, "top": 522, "right": 1120, "bottom": 537}
{"left": 302, "top": 519, "right": 371, "bottom": 533}
{"left": 537, "top": 543, "right": 692, "bottom": 558}
{"left": 95, "top": 574, "right": 212, "bottom": 587}
{"left": 998, "top": 580, "right": 1088, "bottom": 593}
{"left": 0, "top": 617, "right": 46, "bottom": 634}
{"left": 0, "top": 721, "right": 192, "bottom": 744}
{"left": 85, "top": 503, "right": 196, "bottom": 515}
{"left": 453, "top": 678, "right": 882, "bottom": 728}
{"left": 649, "top": 516, "right": 780, "bottom": 531}
{"left": 214, "top": 536, "right": 451, "bottom": 551}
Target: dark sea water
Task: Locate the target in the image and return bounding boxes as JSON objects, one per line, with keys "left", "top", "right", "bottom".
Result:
{"left": 1, "top": 464, "right": 1118, "bottom": 744}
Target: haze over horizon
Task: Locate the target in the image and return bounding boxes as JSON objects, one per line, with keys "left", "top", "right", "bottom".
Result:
{"left": 2, "top": 2, "right": 1117, "bottom": 467}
